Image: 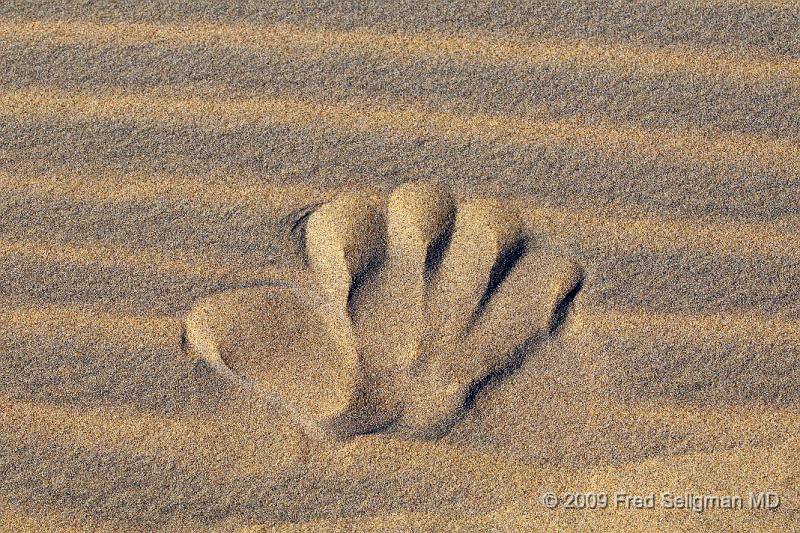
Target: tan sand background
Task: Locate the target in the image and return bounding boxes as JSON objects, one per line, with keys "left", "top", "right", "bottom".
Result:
{"left": 1, "top": 1, "right": 799, "bottom": 531}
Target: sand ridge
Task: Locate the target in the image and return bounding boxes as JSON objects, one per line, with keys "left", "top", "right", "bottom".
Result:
{"left": 3, "top": 18, "right": 798, "bottom": 83}
{"left": 4, "top": 88, "right": 797, "bottom": 174}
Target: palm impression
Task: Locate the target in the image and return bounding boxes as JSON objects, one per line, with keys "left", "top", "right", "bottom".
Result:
{"left": 183, "top": 182, "right": 582, "bottom": 440}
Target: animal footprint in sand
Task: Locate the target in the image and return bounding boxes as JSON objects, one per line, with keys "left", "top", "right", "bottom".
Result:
{"left": 183, "top": 182, "right": 582, "bottom": 439}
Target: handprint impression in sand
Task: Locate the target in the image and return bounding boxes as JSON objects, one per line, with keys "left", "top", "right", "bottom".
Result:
{"left": 183, "top": 182, "right": 582, "bottom": 440}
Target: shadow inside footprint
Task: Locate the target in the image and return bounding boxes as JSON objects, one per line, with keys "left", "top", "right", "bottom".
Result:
{"left": 473, "top": 236, "right": 528, "bottom": 323}
{"left": 182, "top": 181, "right": 583, "bottom": 441}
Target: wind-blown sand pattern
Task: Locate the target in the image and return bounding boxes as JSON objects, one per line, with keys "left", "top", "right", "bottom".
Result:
{"left": 1, "top": 1, "right": 799, "bottom": 531}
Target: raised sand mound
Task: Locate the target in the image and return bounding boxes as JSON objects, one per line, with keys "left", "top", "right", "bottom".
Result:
{"left": 183, "top": 181, "right": 582, "bottom": 439}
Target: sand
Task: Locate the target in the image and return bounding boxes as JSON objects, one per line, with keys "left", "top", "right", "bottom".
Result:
{"left": 1, "top": 2, "right": 798, "bottom": 531}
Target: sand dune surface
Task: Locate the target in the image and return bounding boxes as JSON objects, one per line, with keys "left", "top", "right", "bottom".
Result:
{"left": 1, "top": 1, "right": 798, "bottom": 531}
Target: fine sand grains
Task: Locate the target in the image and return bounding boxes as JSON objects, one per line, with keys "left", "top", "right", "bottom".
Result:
{"left": 3, "top": 2, "right": 799, "bottom": 529}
